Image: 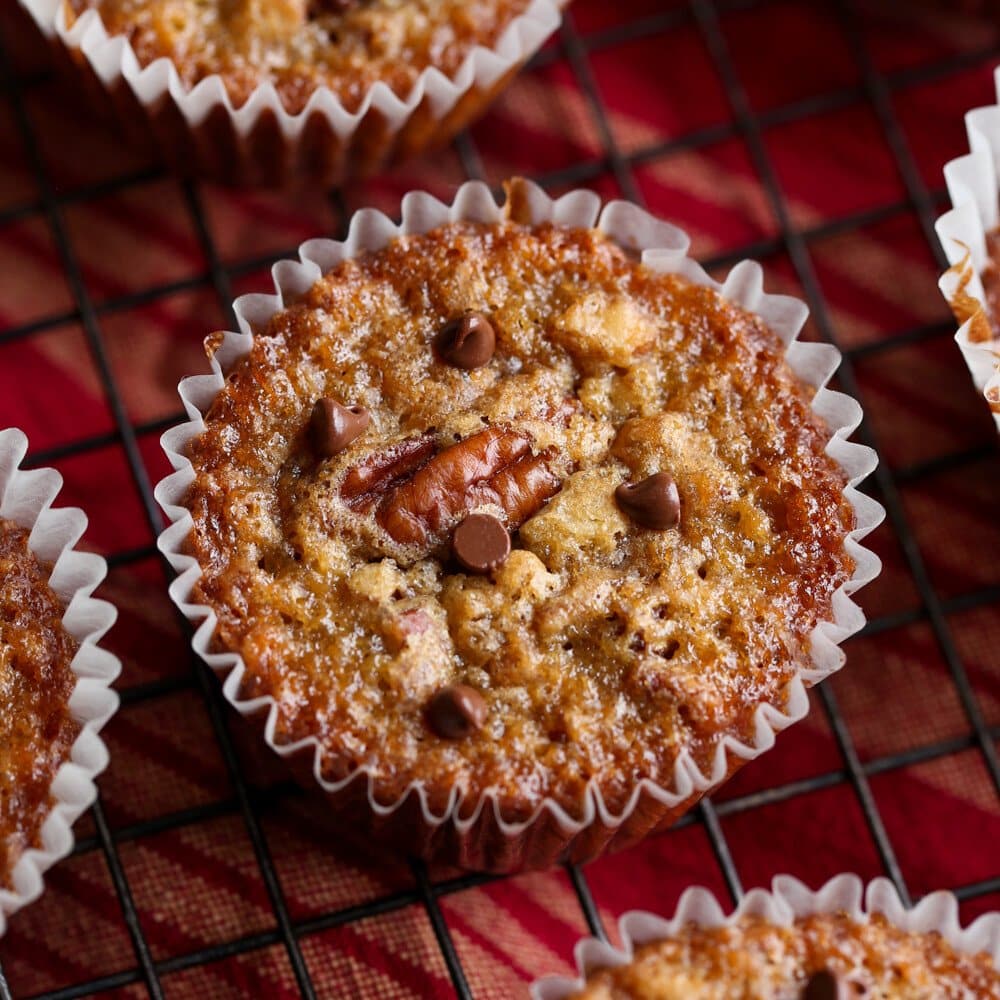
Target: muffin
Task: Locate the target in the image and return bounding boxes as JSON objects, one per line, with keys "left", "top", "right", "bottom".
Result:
{"left": 939, "top": 219, "right": 1000, "bottom": 425}
{"left": 63, "top": 0, "right": 557, "bottom": 114}
{"left": 936, "top": 77, "right": 1000, "bottom": 431}
{"left": 0, "top": 427, "right": 119, "bottom": 934}
{"left": 0, "top": 518, "right": 81, "bottom": 888}
{"left": 157, "top": 179, "right": 882, "bottom": 871}
{"left": 18, "top": 0, "right": 565, "bottom": 184}
{"left": 533, "top": 875, "right": 1000, "bottom": 999}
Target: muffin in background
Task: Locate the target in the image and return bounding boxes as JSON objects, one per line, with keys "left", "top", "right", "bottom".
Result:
{"left": 17, "top": 0, "right": 566, "bottom": 185}
{"left": 0, "top": 428, "right": 120, "bottom": 936}
{"left": 532, "top": 874, "right": 1000, "bottom": 1000}
{"left": 936, "top": 65, "right": 1000, "bottom": 432}
{"left": 0, "top": 517, "right": 81, "bottom": 890}
{"left": 63, "top": 0, "right": 555, "bottom": 114}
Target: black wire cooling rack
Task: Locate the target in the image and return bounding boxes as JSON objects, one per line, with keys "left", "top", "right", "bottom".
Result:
{"left": 1, "top": 0, "right": 999, "bottom": 997}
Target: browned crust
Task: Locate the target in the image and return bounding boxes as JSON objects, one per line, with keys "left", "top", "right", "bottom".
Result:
{"left": 0, "top": 519, "right": 81, "bottom": 889}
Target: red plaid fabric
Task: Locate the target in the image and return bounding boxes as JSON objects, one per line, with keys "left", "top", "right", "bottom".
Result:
{"left": 0, "top": 1, "right": 998, "bottom": 997}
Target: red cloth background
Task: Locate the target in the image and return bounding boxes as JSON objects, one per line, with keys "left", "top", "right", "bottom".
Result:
{"left": 1, "top": 1, "right": 999, "bottom": 997}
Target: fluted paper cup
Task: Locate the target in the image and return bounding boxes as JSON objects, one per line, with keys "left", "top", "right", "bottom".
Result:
{"left": 532, "top": 873, "right": 1000, "bottom": 998}
{"left": 0, "top": 427, "right": 120, "bottom": 936}
{"left": 16, "top": 0, "right": 564, "bottom": 187}
{"left": 935, "top": 64, "right": 1000, "bottom": 432}
{"left": 155, "top": 179, "right": 884, "bottom": 872}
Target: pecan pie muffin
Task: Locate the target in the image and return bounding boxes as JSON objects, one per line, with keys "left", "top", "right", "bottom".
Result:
{"left": 0, "top": 518, "right": 80, "bottom": 888}
{"left": 175, "top": 181, "right": 861, "bottom": 867}
{"left": 938, "top": 222, "right": 1000, "bottom": 426}
{"left": 30, "top": 0, "right": 563, "bottom": 183}
{"left": 936, "top": 79, "right": 1000, "bottom": 430}
{"left": 62, "top": 0, "right": 555, "bottom": 113}
{"left": 560, "top": 912, "right": 1000, "bottom": 999}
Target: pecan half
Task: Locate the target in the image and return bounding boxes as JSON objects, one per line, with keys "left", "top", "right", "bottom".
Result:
{"left": 341, "top": 434, "right": 435, "bottom": 510}
{"left": 376, "top": 426, "right": 561, "bottom": 547}
{"left": 465, "top": 449, "right": 561, "bottom": 527}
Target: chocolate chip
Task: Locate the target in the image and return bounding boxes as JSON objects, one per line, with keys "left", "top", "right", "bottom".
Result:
{"left": 307, "top": 0, "right": 357, "bottom": 15}
{"left": 311, "top": 398, "right": 370, "bottom": 458}
{"left": 801, "top": 970, "right": 848, "bottom": 1000}
{"left": 426, "top": 684, "right": 487, "bottom": 739}
{"left": 614, "top": 472, "right": 681, "bottom": 530}
{"left": 434, "top": 312, "right": 496, "bottom": 369}
{"left": 452, "top": 513, "right": 511, "bottom": 574}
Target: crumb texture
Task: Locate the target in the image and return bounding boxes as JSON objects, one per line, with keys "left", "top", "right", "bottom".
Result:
{"left": 566, "top": 912, "right": 1000, "bottom": 999}
{"left": 0, "top": 518, "right": 80, "bottom": 888}
{"left": 64, "top": 0, "right": 536, "bottom": 112}
{"left": 184, "top": 220, "right": 854, "bottom": 820}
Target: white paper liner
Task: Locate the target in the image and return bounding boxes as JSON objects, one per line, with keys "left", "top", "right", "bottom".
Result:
{"left": 935, "top": 64, "right": 1000, "bottom": 433}
{"left": 531, "top": 873, "right": 1000, "bottom": 998}
{"left": 155, "top": 179, "right": 884, "bottom": 871}
{"left": 0, "top": 427, "right": 120, "bottom": 937}
{"left": 17, "top": 0, "right": 564, "bottom": 184}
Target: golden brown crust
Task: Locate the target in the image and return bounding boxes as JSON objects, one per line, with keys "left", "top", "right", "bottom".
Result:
{"left": 183, "top": 220, "right": 854, "bottom": 821}
{"left": 568, "top": 912, "right": 1000, "bottom": 999}
{"left": 63, "top": 0, "right": 539, "bottom": 113}
{"left": 0, "top": 519, "right": 80, "bottom": 889}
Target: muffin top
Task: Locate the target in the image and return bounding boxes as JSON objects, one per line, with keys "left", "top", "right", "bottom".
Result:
{"left": 183, "top": 205, "right": 854, "bottom": 821}
{"left": 564, "top": 912, "right": 1000, "bottom": 999}
{"left": 64, "top": 0, "right": 540, "bottom": 113}
{"left": 0, "top": 518, "right": 80, "bottom": 888}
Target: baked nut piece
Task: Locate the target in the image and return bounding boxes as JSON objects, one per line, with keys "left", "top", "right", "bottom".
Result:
{"left": 0, "top": 518, "right": 80, "bottom": 888}
{"left": 181, "top": 195, "right": 858, "bottom": 836}
{"left": 564, "top": 912, "right": 1000, "bottom": 999}
{"left": 63, "top": 0, "right": 549, "bottom": 113}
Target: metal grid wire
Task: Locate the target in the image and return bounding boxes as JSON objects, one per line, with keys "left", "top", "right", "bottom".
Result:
{"left": 0, "top": 0, "right": 999, "bottom": 996}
